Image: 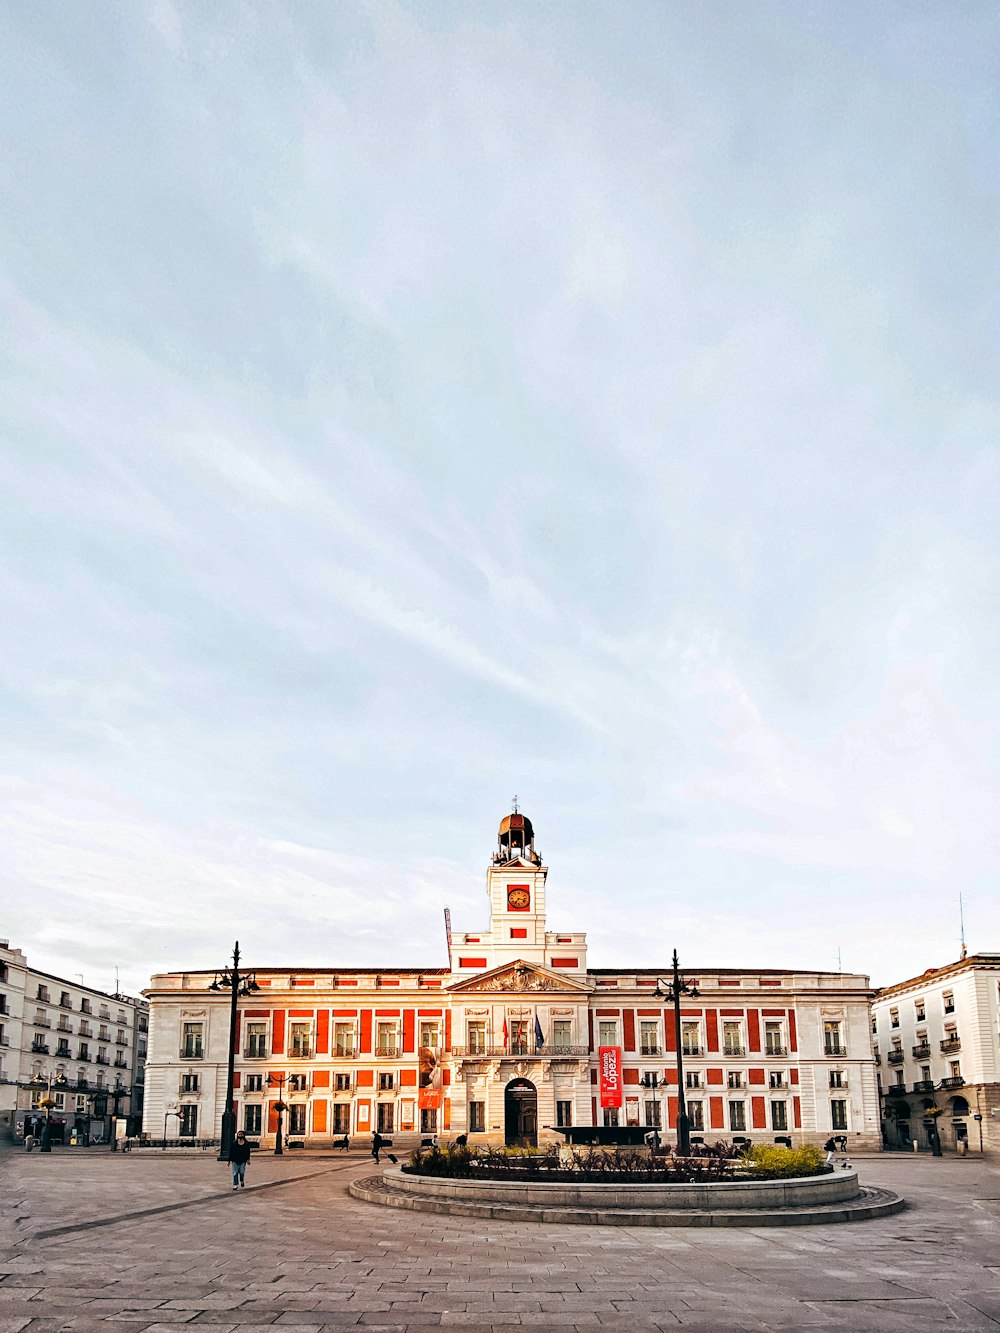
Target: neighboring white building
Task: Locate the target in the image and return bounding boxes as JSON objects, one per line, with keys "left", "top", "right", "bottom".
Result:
{"left": 144, "top": 811, "right": 882, "bottom": 1151}
{"left": 0, "top": 939, "right": 148, "bottom": 1143}
{"left": 872, "top": 953, "right": 1000, "bottom": 1153}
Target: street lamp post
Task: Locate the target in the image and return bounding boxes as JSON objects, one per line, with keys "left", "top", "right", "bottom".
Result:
{"left": 210, "top": 941, "right": 260, "bottom": 1162}
{"left": 30, "top": 1072, "right": 68, "bottom": 1153}
{"left": 163, "top": 1107, "right": 180, "bottom": 1148}
{"left": 267, "top": 1072, "right": 287, "bottom": 1155}
{"left": 654, "top": 951, "right": 701, "bottom": 1158}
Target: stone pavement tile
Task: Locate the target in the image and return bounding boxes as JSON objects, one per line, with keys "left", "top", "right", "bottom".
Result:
{"left": 965, "top": 1292, "right": 1000, "bottom": 1320}
{"left": 0, "top": 1320, "right": 31, "bottom": 1333}
{"left": 439, "top": 1315, "right": 523, "bottom": 1326}
{"left": 0, "top": 1294, "right": 42, "bottom": 1305}
{"left": 105, "top": 1313, "right": 198, "bottom": 1324}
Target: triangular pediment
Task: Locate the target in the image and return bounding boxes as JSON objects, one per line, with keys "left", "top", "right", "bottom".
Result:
{"left": 448, "top": 959, "right": 590, "bottom": 995}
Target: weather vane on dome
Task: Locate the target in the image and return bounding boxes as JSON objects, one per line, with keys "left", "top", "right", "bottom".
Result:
{"left": 511, "top": 794, "right": 519, "bottom": 813}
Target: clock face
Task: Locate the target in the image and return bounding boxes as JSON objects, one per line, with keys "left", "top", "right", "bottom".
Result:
{"left": 507, "top": 887, "right": 530, "bottom": 911}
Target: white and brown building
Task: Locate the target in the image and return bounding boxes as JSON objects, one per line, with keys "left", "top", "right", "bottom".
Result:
{"left": 143, "top": 812, "right": 882, "bottom": 1150}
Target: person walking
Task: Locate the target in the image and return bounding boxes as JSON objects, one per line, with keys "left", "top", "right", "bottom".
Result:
{"left": 371, "top": 1131, "right": 385, "bottom": 1164}
{"left": 229, "top": 1130, "right": 252, "bottom": 1190}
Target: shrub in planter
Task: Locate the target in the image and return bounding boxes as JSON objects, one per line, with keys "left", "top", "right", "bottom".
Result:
{"left": 740, "top": 1144, "right": 829, "bottom": 1179}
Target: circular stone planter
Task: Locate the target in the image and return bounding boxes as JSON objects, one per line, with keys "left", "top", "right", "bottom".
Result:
{"left": 350, "top": 1165, "right": 905, "bottom": 1227}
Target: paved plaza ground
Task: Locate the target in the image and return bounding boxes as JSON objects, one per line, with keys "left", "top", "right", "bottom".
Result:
{"left": 2, "top": 1145, "right": 1000, "bottom": 1332}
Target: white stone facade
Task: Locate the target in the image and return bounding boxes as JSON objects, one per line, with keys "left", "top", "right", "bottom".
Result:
{"left": 872, "top": 953, "right": 1000, "bottom": 1153}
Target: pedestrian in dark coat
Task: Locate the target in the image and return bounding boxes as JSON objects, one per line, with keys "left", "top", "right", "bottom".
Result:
{"left": 371, "top": 1131, "right": 386, "bottom": 1163}
{"left": 229, "top": 1130, "right": 252, "bottom": 1190}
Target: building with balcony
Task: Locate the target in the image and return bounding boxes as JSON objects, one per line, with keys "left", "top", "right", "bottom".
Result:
{"left": 143, "top": 811, "right": 882, "bottom": 1150}
{"left": 0, "top": 939, "right": 148, "bottom": 1143}
{"left": 872, "top": 953, "right": 1000, "bottom": 1153}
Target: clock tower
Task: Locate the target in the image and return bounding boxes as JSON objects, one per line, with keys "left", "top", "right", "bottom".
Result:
{"left": 447, "top": 808, "right": 588, "bottom": 974}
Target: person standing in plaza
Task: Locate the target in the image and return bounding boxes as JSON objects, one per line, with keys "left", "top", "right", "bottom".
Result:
{"left": 229, "top": 1130, "right": 252, "bottom": 1190}
{"left": 371, "top": 1130, "right": 386, "bottom": 1164}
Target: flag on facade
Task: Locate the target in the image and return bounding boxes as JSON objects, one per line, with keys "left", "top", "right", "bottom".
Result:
{"left": 502, "top": 1016, "right": 509, "bottom": 1047}
{"left": 534, "top": 1016, "right": 544, "bottom": 1051}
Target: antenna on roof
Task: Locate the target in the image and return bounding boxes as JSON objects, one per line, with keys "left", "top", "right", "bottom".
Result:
{"left": 959, "top": 893, "right": 967, "bottom": 960}
{"left": 837, "top": 946, "right": 842, "bottom": 973}
{"left": 443, "top": 906, "right": 453, "bottom": 971}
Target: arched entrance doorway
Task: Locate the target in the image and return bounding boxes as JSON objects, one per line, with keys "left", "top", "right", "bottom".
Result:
{"left": 504, "top": 1078, "right": 537, "bottom": 1147}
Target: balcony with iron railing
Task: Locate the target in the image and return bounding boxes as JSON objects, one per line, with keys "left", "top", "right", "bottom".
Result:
{"left": 886, "top": 1049, "right": 905, "bottom": 1064}
{"left": 765, "top": 1045, "right": 788, "bottom": 1058}
{"left": 886, "top": 1084, "right": 909, "bottom": 1097}
{"left": 30, "top": 1041, "right": 49, "bottom": 1054}
{"left": 451, "top": 1044, "right": 589, "bottom": 1059}
{"left": 912, "top": 1079, "right": 935, "bottom": 1093}
{"left": 824, "top": 1044, "right": 847, "bottom": 1057}
{"left": 639, "top": 1045, "right": 661, "bottom": 1057}
{"left": 912, "top": 1044, "right": 932, "bottom": 1059}
{"left": 723, "top": 1046, "right": 746, "bottom": 1058}
{"left": 682, "top": 1045, "right": 702, "bottom": 1057}
{"left": 940, "top": 1037, "right": 961, "bottom": 1053}
{"left": 940, "top": 1075, "right": 965, "bottom": 1089}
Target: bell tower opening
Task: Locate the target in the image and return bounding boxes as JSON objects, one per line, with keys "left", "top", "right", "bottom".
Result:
{"left": 494, "top": 801, "right": 541, "bottom": 867}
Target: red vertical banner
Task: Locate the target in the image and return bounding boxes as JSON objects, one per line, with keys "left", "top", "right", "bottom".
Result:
{"left": 667, "top": 1094, "right": 678, "bottom": 1128}
{"left": 599, "top": 1046, "right": 623, "bottom": 1108}
{"left": 663, "top": 1011, "right": 676, "bottom": 1052}
{"left": 402, "top": 1009, "right": 415, "bottom": 1054}
{"left": 359, "top": 1010, "right": 372, "bottom": 1053}
{"left": 752, "top": 1096, "right": 766, "bottom": 1128}
{"left": 316, "top": 1009, "right": 329, "bottom": 1056}
{"left": 710, "top": 1096, "right": 725, "bottom": 1129}
{"left": 271, "top": 1010, "right": 285, "bottom": 1055}
{"left": 788, "top": 1010, "right": 798, "bottom": 1052}
{"left": 793, "top": 1096, "right": 802, "bottom": 1128}
{"left": 444, "top": 1009, "right": 452, "bottom": 1051}
{"left": 623, "top": 1010, "right": 636, "bottom": 1052}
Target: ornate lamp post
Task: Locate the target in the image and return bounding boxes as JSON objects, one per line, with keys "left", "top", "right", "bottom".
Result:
{"left": 653, "top": 951, "right": 700, "bottom": 1157}
{"left": 209, "top": 942, "right": 260, "bottom": 1162}
{"left": 267, "top": 1072, "right": 288, "bottom": 1155}
{"left": 30, "top": 1072, "right": 68, "bottom": 1152}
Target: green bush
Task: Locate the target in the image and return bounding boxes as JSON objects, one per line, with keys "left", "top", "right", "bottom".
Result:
{"left": 740, "top": 1144, "right": 828, "bottom": 1179}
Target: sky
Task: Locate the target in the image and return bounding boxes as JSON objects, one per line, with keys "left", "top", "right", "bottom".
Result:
{"left": 2, "top": 2, "right": 999, "bottom": 996}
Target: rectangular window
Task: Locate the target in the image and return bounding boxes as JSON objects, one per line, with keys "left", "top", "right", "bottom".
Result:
{"left": 685, "top": 1070, "right": 701, "bottom": 1088}
{"left": 376, "top": 1103, "right": 394, "bottom": 1134}
{"left": 950, "top": 1060, "right": 962, "bottom": 1079}
{"left": 510, "top": 1020, "right": 528, "bottom": 1055}
{"left": 245, "top": 1022, "right": 268, "bottom": 1058}
{"left": 179, "top": 1105, "right": 198, "bottom": 1136}
{"left": 243, "top": 1104, "right": 261, "bottom": 1135}
{"left": 378, "top": 1072, "right": 394, "bottom": 1091}
{"left": 640, "top": 1021, "right": 659, "bottom": 1055}
{"left": 334, "top": 1024, "right": 355, "bottom": 1057}
{"left": 467, "top": 1021, "right": 486, "bottom": 1053}
{"left": 728, "top": 1101, "right": 746, "bottom": 1132}
{"left": 469, "top": 1101, "right": 485, "bottom": 1134}
{"left": 768, "top": 1071, "right": 785, "bottom": 1089}
{"left": 598, "top": 1021, "right": 617, "bottom": 1046}
{"left": 823, "top": 1021, "right": 844, "bottom": 1056}
{"left": 333, "top": 1103, "right": 351, "bottom": 1134}
{"left": 644, "top": 1100, "right": 661, "bottom": 1127}
{"left": 830, "top": 1100, "right": 848, "bottom": 1131}
{"left": 889, "top": 1008, "right": 899, "bottom": 1028}
{"left": 770, "top": 1101, "right": 788, "bottom": 1131}
{"left": 288, "top": 1074, "right": 308, "bottom": 1092}
{"left": 288, "top": 1104, "right": 307, "bottom": 1135}
{"left": 688, "top": 1100, "right": 704, "bottom": 1131}
{"left": 420, "top": 1107, "right": 438, "bottom": 1133}
{"left": 552, "top": 1020, "right": 572, "bottom": 1051}
{"left": 419, "top": 1021, "right": 440, "bottom": 1050}
{"left": 723, "top": 1021, "right": 743, "bottom": 1055}
{"left": 727, "top": 1071, "right": 743, "bottom": 1089}
{"left": 245, "top": 1074, "right": 263, "bottom": 1092}
{"left": 334, "top": 1072, "right": 351, "bottom": 1091}
{"left": 376, "top": 1024, "right": 398, "bottom": 1057}
{"left": 943, "top": 992, "right": 955, "bottom": 1014}
{"left": 764, "top": 1022, "right": 784, "bottom": 1055}
{"left": 682, "top": 1022, "right": 701, "bottom": 1056}
{"left": 829, "top": 1070, "right": 845, "bottom": 1088}
{"left": 602, "top": 1107, "right": 620, "bottom": 1127}
{"left": 915, "top": 1000, "right": 925, "bottom": 1021}
{"left": 556, "top": 1100, "right": 572, "bottom": 1127}
{"left": 289, "top": 1022, "right": 312, "bottom": 1058}
{"left": 181, "top": 1073, "right": 199, "bottom": 1093}
{"left": 181, "top": 1022, "right": 203, "bottom": 1059}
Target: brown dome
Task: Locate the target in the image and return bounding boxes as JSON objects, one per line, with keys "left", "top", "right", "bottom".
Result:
{"left": 499, "top": 812, "right": 534, "bottom": 843}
